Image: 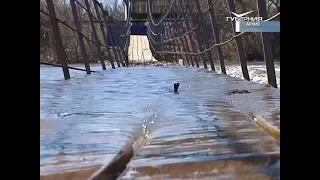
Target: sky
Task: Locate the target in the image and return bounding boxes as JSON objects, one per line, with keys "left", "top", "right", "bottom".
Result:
{"left": 101, "top": 0, "right": 123, "bottom": 6}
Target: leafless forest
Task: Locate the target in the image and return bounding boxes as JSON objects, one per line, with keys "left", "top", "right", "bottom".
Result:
{"left": 40, "top": 0, "right": 280, "bottom": 64}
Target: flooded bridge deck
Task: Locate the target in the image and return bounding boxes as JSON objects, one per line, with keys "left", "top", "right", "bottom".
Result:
{"left": 40, "top": 0, "right": 280, "bottom": 178}
{"left": 40, "top": 65, "right": 279, "bottom": 180}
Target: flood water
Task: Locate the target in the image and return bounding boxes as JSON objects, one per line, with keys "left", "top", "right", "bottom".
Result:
{"left": 40, "top": 64, "right": 280, "bottom": 179}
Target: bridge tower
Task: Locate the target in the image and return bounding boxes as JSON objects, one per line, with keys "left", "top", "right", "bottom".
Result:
{"left": 129, "top": 0, "right": 171, "bottom": 35}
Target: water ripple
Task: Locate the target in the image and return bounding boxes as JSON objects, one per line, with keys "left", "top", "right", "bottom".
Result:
{"left": 40, "top": 65, "right": 280, "bottom": 178}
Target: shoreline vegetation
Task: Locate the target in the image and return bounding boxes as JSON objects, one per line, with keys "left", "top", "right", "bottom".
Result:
{"left": 40, "top": 60, "right": 280, "bottom": 67}
{"left": 40, "top": 1, "right": 280, "bottom": 65}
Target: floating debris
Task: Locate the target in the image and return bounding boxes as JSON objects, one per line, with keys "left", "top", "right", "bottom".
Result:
{"left": 228, "top": 89, "right": 250, "bottom": 95}
{"left": 174, "top": 83, "right": 180, "bottom": 93}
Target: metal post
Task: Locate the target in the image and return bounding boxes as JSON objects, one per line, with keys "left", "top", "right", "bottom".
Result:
{"left": 195, "top": 0, "right": 214, "bottom": 70}
{"left": 46, "top": 0, "right": 70, "bottom": 80}
{"left": 256, "top": 0, "right": 277, "bottom": 88}
{"left": 107, "top": 17, "right": 124, "bottom": 67}
{"left": 84, "top": 0, "right": 106, "bottom": 70}
{"left": 207, "top": 0, "right": 226, "bottom": 73}
{"left": 70, "top": 0, "right": 91, "bottom": 74}
{"left": 227, "top": 0, "right": 250, "bottom": 80}
{"left": 178, "top": 1, "right": 198, "bottom": 67}
{"left": 98, "top": 4, "right": 121, "bottom": 67}
{"left": 92, "top": 0, "right": 115, "bottom": 69}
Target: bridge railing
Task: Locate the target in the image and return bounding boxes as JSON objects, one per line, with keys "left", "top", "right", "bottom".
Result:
{"left": 146, "top": 0, "right": 280, "bottom": 88}
{"left": 131, "top": 0, "right": 210, "bottom": 15}
{"left": 40, "top": 0, "right": 131, "bottom": 80}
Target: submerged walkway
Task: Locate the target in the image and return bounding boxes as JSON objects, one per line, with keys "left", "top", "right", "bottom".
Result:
{"left": 40, "top": 0, "right": 280, "bottom": 178}
{"left": 38, "top": 66, "right": 280, "bottom": 180}
{"left": 111, "top": 70, "right": 280, "bottom": 179}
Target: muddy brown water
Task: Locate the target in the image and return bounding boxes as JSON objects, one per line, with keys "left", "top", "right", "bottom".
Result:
{"left": 40, "top": 65, "right": 279, "bottom": 179}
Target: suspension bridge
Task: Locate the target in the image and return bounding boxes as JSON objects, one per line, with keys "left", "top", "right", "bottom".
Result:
{"left": 40, "top": 0, "right": 280, "bottom": 179}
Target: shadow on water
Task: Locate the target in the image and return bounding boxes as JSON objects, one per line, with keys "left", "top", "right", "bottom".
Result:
{"left": 40, "top": 66, "right": 279, "bottom": 179}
